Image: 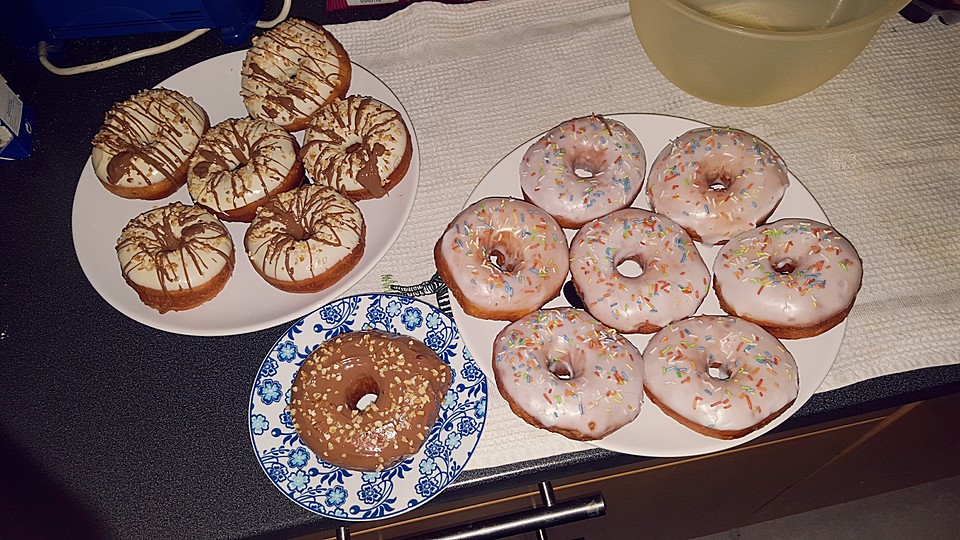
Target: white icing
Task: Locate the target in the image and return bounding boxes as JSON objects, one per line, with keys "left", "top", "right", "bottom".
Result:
{"left": 244, "top": 185, "right": 363, "bottom": 284}
{"left": 493, "top": 308, "right": 644, "bottom": 439}
{"left": 301, "top": 95, "right": 409, "bottom": 197}
{"left": 647, "top": 127, "right": 789, "bottom": 245}
{"left": 569, "top": 208, "right": 710, "bottom": 333}
{"left": 116, "top": 203, "right": 233, "bottom": 291}
{"left": 187, "top": 117, "right": 298, "bottom": 214}
{"left": 642, "top": 315, "right": 799, "bottom": 434}
{"left": 520, "top": 115, "right": 646, "bottom": 227}
{"left": 713, "top": 218, "right": 863, "bottom": 329}
{"left": 92, "top": 88, "right": 206, "bottom": 189}
{"left": 241, "top": 18, "right": 348, "bottom": 129}
{"left": 436, "top": 198, "right": 569, "bottom": 319}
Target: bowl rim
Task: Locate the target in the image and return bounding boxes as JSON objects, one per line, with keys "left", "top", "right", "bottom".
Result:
{"left": 651, "top": 0, "right": 911, "bottom": 40}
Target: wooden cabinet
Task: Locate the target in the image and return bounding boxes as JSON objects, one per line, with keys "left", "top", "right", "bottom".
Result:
{"left": 307, "top": 392, "right": 960, "bottom": 540}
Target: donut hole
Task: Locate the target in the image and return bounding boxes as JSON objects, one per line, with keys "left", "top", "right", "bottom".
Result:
{"left": 547, "top": 355, "right": 582, "bottom": 381}
{"left": 705, "top": 172, "right": 733, "bottom": 192}
{"left": 346, "top": 375, "right": 380, "bottom": 413}
{"left": 571, "top": 153, "right": 606, "bottom": 179}
{"left": 773, "top": 258, "right": 798, "bottom": 274}
{"left": 616, "top": 256, "right": 645, "bottom": 278}
{"left": 707, "top": 361, "right": 734, "bottom": 381}
{"left": 486, "top": 232, "right": 523, "bottom": 274}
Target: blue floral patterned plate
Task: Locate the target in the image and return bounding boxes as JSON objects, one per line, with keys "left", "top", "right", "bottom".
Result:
{"left": 249, "top": 293, "right": 488, "bottom": 521}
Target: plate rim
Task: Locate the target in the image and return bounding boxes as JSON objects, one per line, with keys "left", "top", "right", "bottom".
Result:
{"left": 71, "top": 51, "right": 420, "bottom": 336}
{"left": 247, "top": 292, "right": 489, "bottom": 521}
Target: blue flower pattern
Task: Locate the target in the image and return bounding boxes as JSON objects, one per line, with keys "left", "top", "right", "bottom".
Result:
{"left": 250, "top": 294, "right": 487, "bottom": 520}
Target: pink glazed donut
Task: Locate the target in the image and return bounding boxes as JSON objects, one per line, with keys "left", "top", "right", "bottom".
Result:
{"left": 493, "top": 308, "right": 644, "bottom": 441}
{"left": 569, "top": 208, "right": 711, "bottom": 334}
{"left": 520, "top": 115, "right": 646, "bottom": 229}
{"left": 713, "top": 218, "right": 863, "bottom": 339}
{"left": 647, "top": 127, "right": 789, "bottom": 246}
{"left": 642, "top": 315, "right": 799, "bottom": 440}
{"left": 435, "top": 198, "right": 569, "bottom": 321}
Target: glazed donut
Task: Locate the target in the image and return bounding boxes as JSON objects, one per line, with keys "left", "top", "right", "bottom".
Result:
{"left": 187, "top": 117, "right": 303, "bottom": 222}
{"left": 244, "top": 184, "right": 365, "bottom": 293}
{"left": 569, "top": 208, "right": 710, "bottom": 334}
{"left": 290, "top": 330, "right": 452, "bottom": 471}
{"left": 92, "top": 88, "right": 209, "bottom": 199}
{"left": 492, "top": 308, "right": 644, "bottom": 441}
{"left": 241, "top": 18, "right": 352, "bottom": 132}
{"left": 647, "top": 127, "right": 789, "bottom": 245}
{"left": 301, "top": 95, "right": 412, "bottom": 200}
{"left": 520, "top": 115, "right": 646, "bottom": 229}
{"left": 435, "top": 198, "right": 569, "bottom": 321}
{"left": 116, "top": 202, "right": 234, "bottom": 313}
{"left": 713, "top": 218, "right": 863, "bottom": 339}
{"left": 642, "top": 315, "right": 799, "bottom": 440}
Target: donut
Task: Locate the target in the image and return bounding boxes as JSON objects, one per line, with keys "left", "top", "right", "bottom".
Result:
{"left": 520, "top": 115, "right": 646, "bottom": 229}
{"left": 301, "top": 95, "right": 412, "bottom": 200}
{"left": 492, "top": 308, "right": 644, "bottom": 441}
{"left": 435, "top": 198, "right": 570, "bottom": 321}
{"left": 241, "top": 18, "right": 352, "bottom": 132}
{"left": 116, "top": 202, "right": 234, "bottom": 313}
{"left": 290, "top": 330, "right": 452, "bottom": 471}
{"left": 642, "top": 315, "right": 799, "bottom": 440}
{"left": 647, "top": 127, "right": 789, "bottom": 245}
{"left": 713, "top": 218, "right": 863, "bottom": 339}
{"left": 569, "top": 208, "right": 711, "bottom": 334}
{"left": 92, "top": 88, "right": 209, "bottom": 200}
{"left": 244, "top": 184, "right": 365, "bottom": 293}
{"left": 187, "top": 117, "right": 303, "bottom": 222}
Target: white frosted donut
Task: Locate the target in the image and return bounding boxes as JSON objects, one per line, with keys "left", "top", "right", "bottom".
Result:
{"left": 647, "top": 127, "right": 789, "bottom": 245}
{"left": 244, "top": 184, "right": 365, "bottom": 293}
{"left": 241, "top": 18, "right": 351, "bottom": 132}
{"left": 301, "top": 95, "right": 411, "bottom": 200}
{"left": 642, "top": 315, "right": 799, "bottom": 439}
{"left": 713, "top": 218, "right": 863, "bottom": 339}
{"left": 187, "top": 117, "right": 303, "bottom": 222}
{"left": 569, "top": 208, "right": 710, "bottom": 334}
{"left": 92, "top": 88, "right": 209, "bottom": 199}
{"left": 493, "top": 308, "right": 644, "bottom": 441}
{"left": 116, "top": 202, "right": 234, "bottom": 313}
{"left": 435, "top": 198, "right": 569, "bottom": 321}
{"left": 520, "top": 115, "right": 646, "bottom": 228}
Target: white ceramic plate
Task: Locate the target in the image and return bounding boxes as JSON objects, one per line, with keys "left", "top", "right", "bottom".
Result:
{"left": 249, "top": 293, "right": 487, "bottom": 520}
{"left": 451, "top": 113, "right": 845, "bottom": 457}
{"left": 72, "top": 51, "right": 419, "bottom": 336}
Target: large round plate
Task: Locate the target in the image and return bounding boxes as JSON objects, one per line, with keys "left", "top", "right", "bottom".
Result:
{"left": 451, "top": 113, "right": 845, "bottom": 457}
{"left": 72, "top": 51, "right": 420, "bottom": 336}
{"left": 249, "top": 293, "right": 487, "bottom": 520}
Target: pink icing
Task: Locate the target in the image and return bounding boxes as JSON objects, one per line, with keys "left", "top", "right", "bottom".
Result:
{"left": 569, "top": 208, "right": 710, "bottom": 333}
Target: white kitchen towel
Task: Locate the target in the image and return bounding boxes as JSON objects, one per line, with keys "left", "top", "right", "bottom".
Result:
{"left": 322, "top": 0, "right": 960, "bottom": 470}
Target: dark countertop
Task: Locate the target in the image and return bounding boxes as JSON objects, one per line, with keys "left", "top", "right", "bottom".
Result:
{"left": 2, "top": 2, "right": 959, "bottom": 539}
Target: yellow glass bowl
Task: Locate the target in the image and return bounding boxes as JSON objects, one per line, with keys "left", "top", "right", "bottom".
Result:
{"left": 630, "top": 0, "right": 910, "bottom": 106}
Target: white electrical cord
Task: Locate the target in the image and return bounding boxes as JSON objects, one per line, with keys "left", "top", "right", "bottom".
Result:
{"left": 38, "top": 0, "right": 292, "bottom": 76}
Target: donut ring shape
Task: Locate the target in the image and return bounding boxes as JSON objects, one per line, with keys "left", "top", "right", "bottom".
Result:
{"left": 92, "top": 88, "right": 209, "bottom": 200}
{"left": 713, "top": 218, "right": 863, "bottom": 339}
{"left": 301, "top": 95, "right": 412, "bottom": 201}
{"left": 116, "top": 202, "right": 235, "bottom": 313}
{"left": 569, "top": 208, "right": 710, "bottom": 334}
{"left": 187, "top": 117, "right": 304, "bottom": 222}
{"left": 244, "top": 184, "right": 365, "bottom": 293}
{"left": 290, "top": 330, "right": 452, "bottom": 472}
{"left": 642, "top": 315, "right": 799, "bottom": 440}
{"left": 492, "top": 308, "right": 644, "bottom": 441}
{"left": 647, "top": 127, "right": 789, "bottom": 245}
{"left": 520, "top": 115, "right": 646, "bottom": 229}
{"left": 241, "top": 18, "right": 352, "bottom": 132}
{"left": 435, "top": 198, "right": 570, "bottom": 321}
